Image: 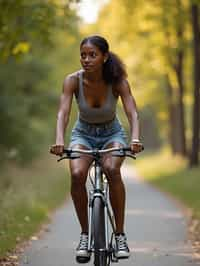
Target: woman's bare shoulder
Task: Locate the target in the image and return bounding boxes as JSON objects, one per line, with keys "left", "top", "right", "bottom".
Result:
{"left": 63, "top": 70, "right": 81, "bottom": 93}
{"left": 113, "top": 78, "right": 130, "bottom": 96}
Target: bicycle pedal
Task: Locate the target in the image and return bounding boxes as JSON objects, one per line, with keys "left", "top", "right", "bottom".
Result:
{"left": 116, "top": 256, "right": 130, "bottom": 260}
{"left": 111, "top": 256, "right": 118, "bottom": 263}
{"left": 110, "top": 250, "right": 118, "bottom": 262}
{"left": 76, "top": 256, "right": 91, "bottom": 264}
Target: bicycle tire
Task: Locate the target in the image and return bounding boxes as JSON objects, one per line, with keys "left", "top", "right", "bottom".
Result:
{"left": 93, "top": 196, "right": 107, "bottom": 266}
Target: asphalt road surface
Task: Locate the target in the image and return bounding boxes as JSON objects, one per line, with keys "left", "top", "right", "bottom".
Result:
{"left": 20, "top": 164, "right": 200, "bottom": 266}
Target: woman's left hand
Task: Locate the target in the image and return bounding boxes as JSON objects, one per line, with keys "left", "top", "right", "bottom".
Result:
{"left": 130, "top": 141, "right": 143, "bottom": 154}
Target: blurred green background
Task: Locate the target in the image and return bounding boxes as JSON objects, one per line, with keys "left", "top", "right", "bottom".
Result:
{"left": 0, "top": 0, "right": 199, "bottom": 258}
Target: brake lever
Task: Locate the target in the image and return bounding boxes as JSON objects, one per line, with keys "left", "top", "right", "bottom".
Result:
{"left": 57, "top": 155, "right": 80, "bottom": 162}
{"left": 112, "top": 154, "right": 125, "bottom": 158}
{"left": 126, "top": 154, "right": 136, "bottom": 159}
{"left": 112, "top": 150, "right": 125, "bottom": 157}
{"left": 112, "top": 150, "right": 136, "bottom": 159}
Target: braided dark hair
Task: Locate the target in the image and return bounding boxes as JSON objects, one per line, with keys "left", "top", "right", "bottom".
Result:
{"left": 80, "top": 35, "right": 127, "bottom": 85}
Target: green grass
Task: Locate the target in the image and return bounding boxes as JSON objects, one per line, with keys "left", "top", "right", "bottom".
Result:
{"left": 134, "top": 149, "right": 200, "bottom": 218}
{"left": 0, "top": 154, "right": 70, "bottom": 257}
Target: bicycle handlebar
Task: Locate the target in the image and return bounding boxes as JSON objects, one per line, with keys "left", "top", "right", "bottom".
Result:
{"left": 57, "top": 146, "right": 141, "bottom": 162}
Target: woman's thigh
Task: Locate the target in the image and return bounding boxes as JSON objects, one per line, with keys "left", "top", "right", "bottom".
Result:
{"left": 69, "top": 144, "right": 93, "bottom": 184}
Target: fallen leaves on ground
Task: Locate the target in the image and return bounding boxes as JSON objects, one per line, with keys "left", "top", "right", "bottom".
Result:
{"left": 189, "top": 215, "right": 200, "bottom": 258}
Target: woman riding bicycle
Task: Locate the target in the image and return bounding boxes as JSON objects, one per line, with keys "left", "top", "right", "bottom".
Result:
{"left": 50, "top": 35, "right": 143, "bottom": 263}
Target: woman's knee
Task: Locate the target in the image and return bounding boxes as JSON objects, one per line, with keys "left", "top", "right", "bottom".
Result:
{"left": 71, "top": 168, "right": 87, "bottom": 187}
{"left": 103, "top": 164, "right": 121, "bottom": 182}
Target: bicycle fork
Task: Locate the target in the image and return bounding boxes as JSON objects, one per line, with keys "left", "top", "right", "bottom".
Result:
{"left": 88, "top": 163, "right": 107, "bottom": 251}
{"left": 87, "top": 164, "right": 118, "bottom": 263}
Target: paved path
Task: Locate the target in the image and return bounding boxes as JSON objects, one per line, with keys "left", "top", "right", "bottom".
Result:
{"left": 20, "top": 164, "right": 200, "bottom": 266}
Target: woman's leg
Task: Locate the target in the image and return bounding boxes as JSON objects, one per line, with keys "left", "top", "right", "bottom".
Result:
{"left": 69, "top": 144, "right": 93, "bottom": 233}
{"left": 102, "top": 143, "right": 130, "bottom": 258}
{"left": 101, "top": 143, "right": 125, "bottom": 234}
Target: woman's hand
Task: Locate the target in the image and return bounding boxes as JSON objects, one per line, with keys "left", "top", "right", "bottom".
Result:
{"left": 50, "top": 144, "right": 64, "bottom": 156}
{"left": 130, "top": 140, "right": 143, "bottom": 154}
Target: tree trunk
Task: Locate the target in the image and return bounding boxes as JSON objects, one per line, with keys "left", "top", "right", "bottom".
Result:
{"left": 165, "top": 75, "right": 179, "bottom": 154}
{"left": 190, "top": 3, "right": 200, "bottom": 167}
{"left": 174, "top": 48, "right": 187, "bottom": 156}
{"left": 173, "top": 0, "right": 186, "bottom": 156}
{"left": 163, "top": 0, "right": 187, "bottom": 156}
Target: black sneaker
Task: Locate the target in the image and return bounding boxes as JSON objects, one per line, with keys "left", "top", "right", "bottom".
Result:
{"left": 76, "top": 233, "right": 90, "bottom": 263}
{"left": 115, "top": 233, "right": 130, "bottom": 259}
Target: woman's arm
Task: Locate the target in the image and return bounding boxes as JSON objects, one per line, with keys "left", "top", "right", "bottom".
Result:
{"left": 50, "top": 74, "right": 77, "bottom": 155}
{"left": 117, "top": 79, "right": 143, "bottom": 153}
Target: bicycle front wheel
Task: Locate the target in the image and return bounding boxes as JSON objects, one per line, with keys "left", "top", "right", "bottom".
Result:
{"left": 93, "top": 196, "right": 107, "bottom": 266}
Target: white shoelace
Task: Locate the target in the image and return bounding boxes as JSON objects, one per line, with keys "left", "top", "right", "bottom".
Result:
{"left": 115, "top": 234, "right": 128, "bottom": 250}
{"left": 79, "top": 234, "right": 88, "bottom": 250}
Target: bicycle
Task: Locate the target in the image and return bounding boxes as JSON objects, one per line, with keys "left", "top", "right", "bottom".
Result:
{"left": 58, "top": 147, "right": 137, "bottom": 266}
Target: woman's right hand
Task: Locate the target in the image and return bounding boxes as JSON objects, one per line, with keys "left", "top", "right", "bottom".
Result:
{"left": 50, "top": 144, "right": 64, "bottom": 156}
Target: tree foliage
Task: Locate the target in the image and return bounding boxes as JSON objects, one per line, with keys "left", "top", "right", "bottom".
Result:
{"left": 83, "top": 0, "right": 199, "bottom": 162}
{"left": 0, "top": 0, "right": 81, "bottom": 163}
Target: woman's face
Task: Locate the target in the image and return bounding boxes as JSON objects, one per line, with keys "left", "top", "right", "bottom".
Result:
{"left": 80, "top": 41, "right": 107, "bottom": 73}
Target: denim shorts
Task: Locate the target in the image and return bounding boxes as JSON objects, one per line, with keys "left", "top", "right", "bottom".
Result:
{"left": 69, "top": 117, "right": 127, "bottom": 149}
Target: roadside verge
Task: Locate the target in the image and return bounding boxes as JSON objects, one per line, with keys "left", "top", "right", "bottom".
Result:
{"left": 0, "top": 154, "right": 70, "bottom": 264}
{"left": 134, "top": 150, "right": 200, "bottom": 259}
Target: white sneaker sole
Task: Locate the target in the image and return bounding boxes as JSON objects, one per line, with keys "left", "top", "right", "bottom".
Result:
{"left": 76, "top": 250, "right": 90, "bottom": 258}
{"left": 115, "top": 251, "right": 130, "bottom": 259}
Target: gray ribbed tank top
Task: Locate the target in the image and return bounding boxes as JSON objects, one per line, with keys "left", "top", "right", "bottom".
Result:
{"left": 76, "top": 70, "right": 117, "bottom": 124}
